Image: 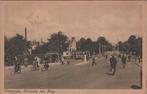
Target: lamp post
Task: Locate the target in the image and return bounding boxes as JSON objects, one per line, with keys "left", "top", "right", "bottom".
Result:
{"left": 24, "top": 27, "right": 28, "bottom": 67}
{"left": 58, "top": 31, "right": 63, "bottom": 61}
{"left": 99, "top": 43, "right": 101, "bottom": 54}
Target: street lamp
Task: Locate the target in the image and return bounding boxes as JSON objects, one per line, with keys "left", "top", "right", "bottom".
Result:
{"left": 99, "top": 43, "right": 101, "bottom": 54}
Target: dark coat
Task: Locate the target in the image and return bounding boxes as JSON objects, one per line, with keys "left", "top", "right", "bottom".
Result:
{"left": 122, "top": 56, "right": 126, "bottom": 64}
{"left": 110, "top": 56, "right": 117, "bottom": 68}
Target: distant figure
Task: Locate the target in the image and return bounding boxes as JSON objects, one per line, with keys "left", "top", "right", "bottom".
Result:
{"left": 61, "top": 56, "right": 64, "bottom": 65}
{"left": 14, "top": 56, "right": 21, "bottom": 73}
{"left": 110, "top": 55, "right": 117, "bottom": 75}
{"left": 118, "top": 54, "right": 121, "bottom": 59}
{"left": 67, "top": 60, "right": 70, "bottom": 65}
{"left": 127, "top": 55, "right": 131, "bottom": 62}
{"left": 44, "top": 56, "right": 49, "bottom": 70}
{"left": 24, "top": 56, "right": 28, "bottom": 67}
{"left": 84, "top": 54, "right": 87, "bottom": 62}
{"left": 137, "top": 56, "right": 141, "bottom": 63}
{"left": 32, "top": 57, "right": 38, "bottom": 71}
{"left": 55, "top": 58, "right": 59, "bottom": 63}
{"left": 36, "top": 56, "right": 43, "bottom": 70}
{"left": 121, "top": 55, "right": 127, "bottom": 68}
{"left": 92, "top": 56, "right": 96, "bottom": 66}
{"left": 105, "top": 54, "right": 108, "bottom": 59}
{"left": 35, "top": 56, "right": 40, "bottom": 68}
{"left": 66, "top": 56, "right": 70, "bottom": 65}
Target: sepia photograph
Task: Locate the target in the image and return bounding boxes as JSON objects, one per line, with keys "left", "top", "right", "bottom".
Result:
{"left": 0, "top": 1, "right": 147, "bottom": 94}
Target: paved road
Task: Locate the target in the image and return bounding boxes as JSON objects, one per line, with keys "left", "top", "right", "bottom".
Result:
{"left": 4, "top": 55, "right": 141, "bottom": 89}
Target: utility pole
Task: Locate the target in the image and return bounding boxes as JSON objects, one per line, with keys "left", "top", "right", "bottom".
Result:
{"left": 25, "top": 27, "right": 27, "bottom": 41}
{"left": 99, "top": 43, "right": 101, "bottom": 54}
{"left": 58, "top": 31, "right": 61, "bottom": 61}
{"left": 24, "top": 27, "right": 28, "bottom": 67}
{"left": 24, "top": 26, "right": 27, "bottom": 54}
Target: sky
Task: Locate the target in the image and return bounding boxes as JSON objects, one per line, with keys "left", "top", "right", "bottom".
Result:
{"left": 4, "top": 2, "right": 142, "bottom": 45}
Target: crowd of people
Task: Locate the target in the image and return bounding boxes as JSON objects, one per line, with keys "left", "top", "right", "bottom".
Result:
{"left": 13, "top": 52, "right": 142, "bottom": 76}
{"left": 89, "top": 52, "right": 142, "bottom": 76}
{"left": 107, "top": 53, "right": 141, "bottom": 76}
{"left": 13, "top": 55, "right": 69, "bottom": 73}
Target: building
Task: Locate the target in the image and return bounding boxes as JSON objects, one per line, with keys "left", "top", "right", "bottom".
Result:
{"left": 68, "top": 37, "right": 77, "bottom": 52}
{"left": 63, "top": 37, "right": 77, "bottom": 58}
{"left": 63, "top": 51, "right": 71, "bottom": 58}
{"left": 63, "top": 37, "right": 92, "bottom": 60}
{"left": 31, "top": 41, "right": 40, "bottom": 50}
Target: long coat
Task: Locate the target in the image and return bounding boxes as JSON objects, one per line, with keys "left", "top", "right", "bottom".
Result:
{"left": 110, "top": 56, "right": 117, "bottom": 68}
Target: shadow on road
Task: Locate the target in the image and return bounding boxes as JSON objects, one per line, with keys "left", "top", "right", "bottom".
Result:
{"left": 130, "top": 85, "right": 142, "bottom": 89}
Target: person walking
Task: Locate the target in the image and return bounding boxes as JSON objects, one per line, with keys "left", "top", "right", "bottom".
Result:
{"left": 118, "top": 54, "right": 121, "bottom": 59}
{"left": 14, "top": 56, "right": 21, "bottom": 73}
{"left": 127, "top": 55, "right": 131, "bottom": 62}
{"left": 61, "top": 56, "right": 65, "bottom": 65}
{"left": 32, "top": 57, "right": 38, "bottom": 71}
{"left": 92, "top": 55, "right": 96, "bottom": 66}
{"left": 138, "top": 56, "right": 141, "bottom": 63}
{"left": 44, "top": 56, "right": 49, "bottom": 70}
{"left": 35, "top": 56, "right": 40, "bottom": 68}
{"left": 110, "top": 55, "right": 117, "bottom": 75}
{"left": 24, "top": 56, "right": 28, "bottom": 67}
{"left": 66, "top": 56, "right": 70, "bottom": 65}
{"left": 121, "top": 55, "right": 127, "bottom": 68}
{"left": 105, "top": 54, "right": 108, "bottom": 59}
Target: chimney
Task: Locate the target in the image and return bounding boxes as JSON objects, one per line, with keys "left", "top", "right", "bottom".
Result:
{"left": 25, "top": 27, "right": 27, "bottom": 41}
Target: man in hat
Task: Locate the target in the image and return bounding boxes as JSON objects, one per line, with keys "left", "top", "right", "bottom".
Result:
{"left": 110, "top": 55, "right": 117, "bottom": 75}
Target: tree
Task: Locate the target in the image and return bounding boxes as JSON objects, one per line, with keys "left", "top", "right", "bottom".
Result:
{"left": 97, "top": 37, "right": 107, "bottom": 45}
{"left": 117, "top": 35, "right": 142, "bottom": 57}
{"left": 32, "top": 42, "right": 49, "bottom": 54}
{"left": 128, "top": 35, "right": 136, "bottom": 45}
{"left": 77, "top": 37, "right": 93, "bottom": 53}
{"left": 77, "top": 37, "right": 86, "bottom": 51}
{"left": 77, "top": 36, "right": 112, "bottom": 54}
{"left": 136, "top": 37, "right": 142, "bottom": 57}
{"left": 96, "top": 36, "right": 113, "bottom": 53}
{"left": 5, "top": 34, "right": 28, "bottom": 66}
{"left": 33, "top": 31, "right": 69, "bottom": 55}
{"left": 48, "top": 31, "right": 69, "bottom": 53}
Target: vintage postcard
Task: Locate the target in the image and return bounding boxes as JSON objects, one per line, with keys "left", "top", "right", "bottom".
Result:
{"left": 0, "top": 1, "right": 147, "bottom": 94}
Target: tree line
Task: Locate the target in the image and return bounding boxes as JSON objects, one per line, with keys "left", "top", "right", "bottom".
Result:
{"left": 117, "top": 35, "right": 142, "bottom": 58}
{"left": 4, "top": 31, "right": 142, "bottom": 66}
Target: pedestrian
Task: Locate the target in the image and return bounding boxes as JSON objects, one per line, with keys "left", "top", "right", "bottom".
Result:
{"left": 92, "top": 55, "right": 96, "bottom": 66}
{"left": 14, "top": 56, "right": 18, "bottom": 72}
{"left": 127, "top": 55, "right": 131, "bottom": 62}
{"left": 138, "top": 56, "right": 141, "bottom": 63}
{"left": 44, "top": 56, "right": 49, "bottom": 70}
{"left": 67, "top": 60, "right": 70, "bottom": 65}
{"left": 24, "top": 56, "right": 28, "bottom": 67}
{"left": 110, "top": 55, "right": 117, "bottom": 75}
{"left": 32, "top": 57, "right": 37, "bottom": 71}
{"left": 105, "top": 54, "right": 108, "bottom": 59}
{"left": 61, "top": 56, "right": 64, "bottom": 65}
{"left": 118, "top": 54, "right": 121, "bottom": 59}
{"left": 35, "top": 56, "right": 40, "bottom": 68}
{"left": 14, "top": 56, "right": 21, "bottom": 73}
{"left": 121, "top": 55, "right": 127, "bottom": 68}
